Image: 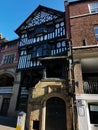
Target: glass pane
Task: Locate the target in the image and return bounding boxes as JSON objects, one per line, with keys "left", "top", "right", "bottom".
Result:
{"left": 89, "top": 103, "right": 98, "bottom": 124}
{"left": 37, "top": 47, "right": 42, "bottom": 57}
{"left": 57, "top": 42, "right": 61, "bottom": 48}
{"left": 96, "top": 35, "right": 98, "bottom": 41}
{"left": 62, "top": 41, "right": 66, "bottom": 47}
{"left": 89, "top": 3, "right": 98, "bottom": 13}
{"left": 56, "top": 23, "right": 59, "bottom": 28}
{"left": 94, "top": 28, "right": 98, "bottom": 34}
{"left": 60, "top": 22, "right": 64, "bottom": 26}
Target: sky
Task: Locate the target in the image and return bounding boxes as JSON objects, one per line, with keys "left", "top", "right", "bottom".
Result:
{"left": 0, "top": 0, "right": 74, "bottom": 40}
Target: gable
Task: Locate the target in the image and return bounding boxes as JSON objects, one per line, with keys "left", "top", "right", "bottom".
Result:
{"left": 15, "top": 5, "right": 64, "bottom": 34}
{"left": 24, "top": 11, "right": 58, "bottom": 29}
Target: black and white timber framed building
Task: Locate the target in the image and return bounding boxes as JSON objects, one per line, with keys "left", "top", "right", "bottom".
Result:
{"left": 15, "top": 5, "right": 69, "bottom": 112}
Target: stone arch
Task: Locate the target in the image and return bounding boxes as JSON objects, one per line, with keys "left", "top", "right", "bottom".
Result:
{"left": 41, "top": 92, "right": 67, "bottom": 105}
{"left": 0, "top": 72, "right": 14, "bottom": 86}
{"left": 40, "top": 93, "right": 68, "bottom": 130}
{"left": 45, "top": 97, "right": 67, "bottom": 130}
{"left": 0, "top": 70, "right": 15, "bottom": 79}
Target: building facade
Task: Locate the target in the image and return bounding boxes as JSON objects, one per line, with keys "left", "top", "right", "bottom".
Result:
{"left": 65, "top": 0, "right": 98, "bottom": 130}
{"left": 0, "top": 1, "right": 98, "bottom": 130}
{"left": 0, "top": 36, "right": 20, "bottom": 116}
{"left": 15, "top": 5, "right": 73, "bottom": 130}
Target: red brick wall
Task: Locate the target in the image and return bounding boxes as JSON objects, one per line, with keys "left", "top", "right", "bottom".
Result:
{"left": 65, "top": 1, "right": 71, "bottom": 39}
{"left": 0, "top": 43, "right": 19, "bottom": 69}
{"left": 68, "top": 0, "right": 98, "bottom": 47}
{"left": 69, "top": 2, "right": 89, "bottom": 16}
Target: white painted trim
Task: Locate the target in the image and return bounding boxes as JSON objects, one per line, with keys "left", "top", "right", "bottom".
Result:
{"left": 73, "top": 44, "right": 98, "bottom": 49}
{"left": 76, "top": 94, "right": 98, "bottom": 101}
{"left": 70, "top": 12, "right": 98, "bottom": 19}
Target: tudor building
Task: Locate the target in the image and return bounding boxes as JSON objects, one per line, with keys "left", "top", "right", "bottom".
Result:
{"left": 15, "top": 5, "right": 72, "bottom": 130}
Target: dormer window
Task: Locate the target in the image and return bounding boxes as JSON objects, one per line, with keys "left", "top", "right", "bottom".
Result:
{"left": 89, "top": 2, "right": 98, "bottom": 14}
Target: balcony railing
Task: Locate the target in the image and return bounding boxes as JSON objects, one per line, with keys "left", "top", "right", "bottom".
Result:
{"left": 17, "top": 40, "right": 67, "bottom": 69}
{"left": 83, "top": 81, "right": 98, "bottom": 94}
{"left": 0, "top": 86, "right": 13, "bottom": 94}
{"left": 19, "top": 24, "right": 65, "bottom": 47}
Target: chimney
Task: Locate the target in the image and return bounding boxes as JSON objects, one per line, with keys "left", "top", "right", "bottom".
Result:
{"left": 64, "top": 1, "right": 71, "bottom": 40}
{"left": 0, "top": 33, "right": 2, "bottom": 40}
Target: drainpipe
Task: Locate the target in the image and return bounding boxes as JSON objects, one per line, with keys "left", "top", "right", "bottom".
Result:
{"left": 65, "top": 1, "right": 76, "bottom": 130}
{"left": 65, "top": 1, "right": 71, "bottom": 40}
{"left": 68, "top": 39, "right": 75, "bottom": 130}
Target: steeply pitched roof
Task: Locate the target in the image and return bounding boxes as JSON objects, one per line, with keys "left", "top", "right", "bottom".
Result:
{"left": 15, "top": 5, "right": 64, "bottom": 35}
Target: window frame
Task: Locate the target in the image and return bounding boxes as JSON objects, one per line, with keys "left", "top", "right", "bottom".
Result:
{"left": 3, "top": 53, "right": 15, "bottom": 65}
{"left": 88, "top": 103, "right": 98, "bottom": 124}
{"left": 88, "top": 2, "right": 98, "bottom": 14}
{"left": 94, "top": 25, "right": 98, "bottom": 42}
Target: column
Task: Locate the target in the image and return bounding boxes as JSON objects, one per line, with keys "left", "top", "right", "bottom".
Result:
{"left": 40, "top": 102, "right": 46, "bottom": 130}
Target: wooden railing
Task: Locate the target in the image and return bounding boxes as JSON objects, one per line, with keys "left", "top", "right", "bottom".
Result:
{"left": 83, "top": 81, "right": 98, "bottom": 94}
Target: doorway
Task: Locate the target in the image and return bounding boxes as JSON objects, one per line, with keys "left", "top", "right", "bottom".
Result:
{"left": 1, "top": 98, "right": 10, "bottom": 116}
{"left": 46, "top": 97, "right": 66, "bottom": 130}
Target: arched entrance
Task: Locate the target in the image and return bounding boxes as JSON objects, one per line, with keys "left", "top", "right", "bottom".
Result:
{"left": 45, "top": 97, "right": 66, "bottom": 130}
{"left": 0, "top": 73, "right": 14, "bottom": 115}
{"left": 0, "top": 73, "right": 14, "bottom": 86}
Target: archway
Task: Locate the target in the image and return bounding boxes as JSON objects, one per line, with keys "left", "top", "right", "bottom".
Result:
{"left": 0, "top": 73, "right": 14, "bottom": 115}
{"left": 45, "top": 97, "right": 66, "bottom": 130}
{"left": 0, "top": 73, "right": 14, "bottom": 86}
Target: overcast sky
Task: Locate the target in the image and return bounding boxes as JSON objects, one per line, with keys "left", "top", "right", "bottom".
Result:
{"left": 0, "top": 0, "right": 75, "bottom": 40}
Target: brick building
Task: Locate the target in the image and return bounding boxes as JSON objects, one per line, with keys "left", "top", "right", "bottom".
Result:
{"left": 65, "top": 0, "right": 98, "bottom": 130}
{"left": 0, "top": 35, "right": 20, "bottom": 117}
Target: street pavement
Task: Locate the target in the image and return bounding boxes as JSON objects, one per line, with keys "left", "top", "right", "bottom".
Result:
{"left": 0, "top": 125, "right": 15, "bottom": 130}
{"left": 0, "top": 116, "right": 17, "bottom": 130}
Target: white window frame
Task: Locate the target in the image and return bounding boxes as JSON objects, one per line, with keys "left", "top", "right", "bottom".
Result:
{"left": 94, "top": 25, "right": 98, "bottom": 41}
{"left": 88, "top": 2, "right": 98, "bottom": 14}
{"left": 3, "top": 53, "right": 15, "bottom": 64}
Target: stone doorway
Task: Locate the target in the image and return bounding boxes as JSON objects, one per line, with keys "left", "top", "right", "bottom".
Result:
{"left": 45, "top": 97, "right": 66, "bottom": 130}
